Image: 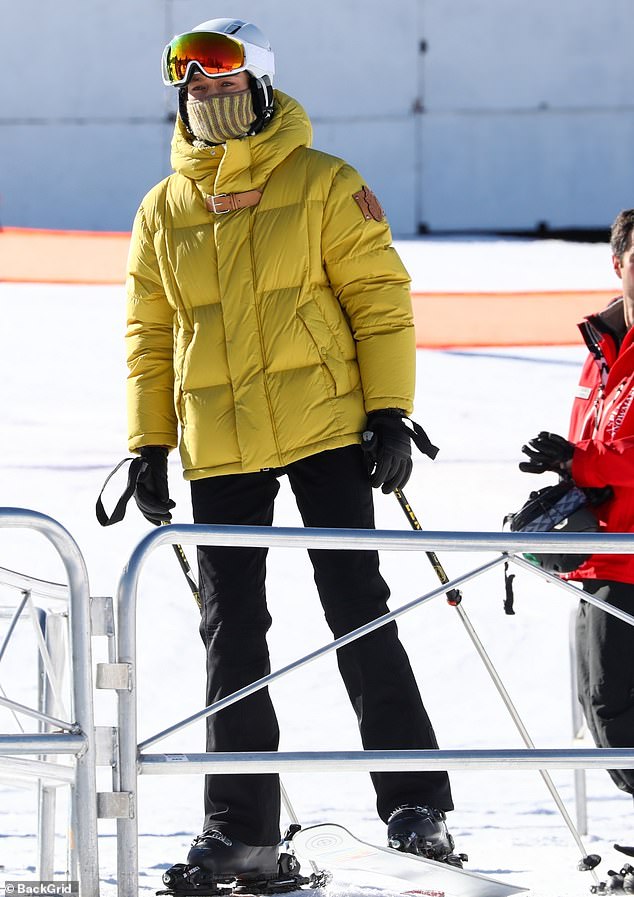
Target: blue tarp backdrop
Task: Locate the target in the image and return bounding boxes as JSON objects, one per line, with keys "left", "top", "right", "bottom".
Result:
{"left": 2, "top": 0, "right": 633, "bottom": 235}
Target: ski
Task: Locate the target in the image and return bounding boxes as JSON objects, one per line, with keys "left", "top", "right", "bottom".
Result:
{"left": 290, "top": 823, "right": 528, "bottom": 897}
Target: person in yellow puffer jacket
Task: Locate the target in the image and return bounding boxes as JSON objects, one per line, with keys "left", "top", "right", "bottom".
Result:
{"left": 126, "top": 17, "right": 457, "bottom": 882}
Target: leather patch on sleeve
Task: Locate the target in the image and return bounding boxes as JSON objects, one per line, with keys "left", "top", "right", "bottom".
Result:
{"left": 352, "top": 186, "right": 385, "bottom": 222}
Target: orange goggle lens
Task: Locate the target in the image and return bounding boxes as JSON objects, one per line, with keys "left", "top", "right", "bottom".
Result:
{"left": 163, "top": 32, "right": 245, "bottom": 85}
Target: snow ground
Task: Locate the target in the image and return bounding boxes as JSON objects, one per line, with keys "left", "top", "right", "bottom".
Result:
{"left": 0, "top": 238, "right": 632, "bottom": 897}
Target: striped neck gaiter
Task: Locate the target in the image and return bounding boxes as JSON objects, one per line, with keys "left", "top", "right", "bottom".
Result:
{"left": 186, "top": 89, "right": 255, "bottom": 145}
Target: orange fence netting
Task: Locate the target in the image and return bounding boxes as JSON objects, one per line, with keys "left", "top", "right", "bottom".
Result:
{"left": 0, "top": 227, "right": 615, "bottom": 347}
{"left": 1, "top": 226, "right": 130, "bottom": 285}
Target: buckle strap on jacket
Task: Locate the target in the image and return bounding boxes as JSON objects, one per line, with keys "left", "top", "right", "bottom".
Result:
{"left": 205, "top": 190, "right": 262, "bottom": 214}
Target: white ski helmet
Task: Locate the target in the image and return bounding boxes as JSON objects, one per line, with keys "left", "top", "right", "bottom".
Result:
{"left": 162, "top": 18, "right": 275, "bottom": 132}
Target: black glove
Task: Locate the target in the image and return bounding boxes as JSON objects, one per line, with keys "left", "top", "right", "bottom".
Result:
{"left": 134, "top": 446, "right": 176, "bottom": 525}
{"left": 361, "top": 409, "right": 413, "bottom": 494}
{"left": 519, "top": 431, "right": 575, "bottom": 475}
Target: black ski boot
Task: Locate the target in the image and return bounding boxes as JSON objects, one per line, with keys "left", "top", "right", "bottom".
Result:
{"left": 387, "top": 805, "right": 466, "bottom": 867}
{"left": 159, "top": 830, "right": 279, "bottom": 894}
{"left": 186, "top": 830, "right": 279, "bottom": 878}
{"left": 159, "top": 829, "right": 327, "bottom": 895}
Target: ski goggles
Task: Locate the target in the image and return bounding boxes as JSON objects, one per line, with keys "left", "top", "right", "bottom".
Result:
{"left": 162, "top": 31, "right": 247, "bottom": 86}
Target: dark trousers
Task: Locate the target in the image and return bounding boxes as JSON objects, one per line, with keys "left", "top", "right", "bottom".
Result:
{"left": 190, "top": 445, "right": 453, "bottom": 845}
{"left": 576, "top": 579, "right": 634, "bottom": 795}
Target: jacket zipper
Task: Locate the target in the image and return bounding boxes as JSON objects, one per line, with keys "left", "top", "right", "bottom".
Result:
{"left": 579, "top": 320, "right": 611, "bottom": 438}
{"left": 248, "top": 210, "right": 283, "bottom": 463}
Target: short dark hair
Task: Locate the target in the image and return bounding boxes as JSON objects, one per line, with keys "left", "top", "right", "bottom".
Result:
{"left": 610, "top": 209, "right": 634, "bottom": 259}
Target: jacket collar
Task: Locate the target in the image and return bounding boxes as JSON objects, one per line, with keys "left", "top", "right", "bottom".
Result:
{"left": 579, "top": 296, "right": 625, "bottom": 359}
{"left": 170, "top": 91, "right": 312, "bottom": 196}
{"left": 577, "top": 296, "right": 634, "bottom": 385}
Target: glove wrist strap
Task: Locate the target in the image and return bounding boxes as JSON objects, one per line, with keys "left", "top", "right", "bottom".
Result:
{"left": 95, "top": 456, "right": 145, "bottom": 526}
{"left": 407, "top": 419, "right": 440, "bottom": 460}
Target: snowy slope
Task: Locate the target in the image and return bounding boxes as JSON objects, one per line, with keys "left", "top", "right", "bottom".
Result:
{"left": 0, "top": 239, "right": 632, "bottom": 897}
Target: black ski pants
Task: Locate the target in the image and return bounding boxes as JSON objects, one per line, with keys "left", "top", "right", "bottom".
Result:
{"left": 576, "top": 578, "right": 634, "bottom": 795}
{"left": 190, "top": 444, "right": 453, "bottom": 845}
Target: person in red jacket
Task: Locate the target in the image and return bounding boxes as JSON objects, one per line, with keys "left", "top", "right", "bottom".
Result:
{"left": 520, "top": 208, "right": 634, "bottom": 801}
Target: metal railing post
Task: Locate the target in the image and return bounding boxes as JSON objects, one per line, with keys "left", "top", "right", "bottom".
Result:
{"left": 0, "top": 509, "right": 99, "bottom": 897}
{"left": 37, "top": 606, "right": 54, "bottom": 881}
{"left": 115, "top": 550, "right": 144, "bottom": 897}
{"left": 38, "top": 609, "right": 68, "bottom": 879}
{"left": 569, "top": 606, "right": 588, "bottom": 835}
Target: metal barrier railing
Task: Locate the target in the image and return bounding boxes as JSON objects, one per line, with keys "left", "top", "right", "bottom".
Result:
{"left": 569, "top": 606, "right": 589, "bottom": 834}
{"left": 0, "top": 508, "right": 99, "bottom": 897}
{"left": 0, "top": 593, "right": 69, "bottom": 880}
{"left": 112, "top": 524, "right": 634, "bottom": 897}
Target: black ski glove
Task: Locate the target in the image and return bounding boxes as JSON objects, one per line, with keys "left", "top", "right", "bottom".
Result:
{"left": 134, "top": 446, "right": 176, "bottom": 525}
{"left": 519, "top": 431, "right": 575, "bottom": 475}
{"left": 362, "top": 409, "right": 439, "bottom": 494}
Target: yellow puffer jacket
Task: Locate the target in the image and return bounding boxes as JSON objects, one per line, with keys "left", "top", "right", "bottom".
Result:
{"left": 126, "top": 91, "right": 414, "bottom": 480}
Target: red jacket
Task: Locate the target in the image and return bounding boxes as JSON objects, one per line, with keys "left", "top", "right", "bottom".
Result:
{"left": 566, "top": 296, "right": 634, "bottom": 583}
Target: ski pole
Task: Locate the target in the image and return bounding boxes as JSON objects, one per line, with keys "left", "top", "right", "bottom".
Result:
{"left": 170, "top": 542, "right": 202, "bottom": 610}
{"left": 393, "top": 487, "right": 601, "bottom": 879}
{"left": 280, "top": 782, "right": 320, "bottom": 875}
{"left": 160, "top": 521, "right": 202, "bottom": 610}
{"left": 394, "top": 489, "right": 462, "bottom": 606}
